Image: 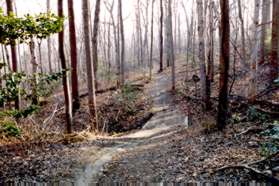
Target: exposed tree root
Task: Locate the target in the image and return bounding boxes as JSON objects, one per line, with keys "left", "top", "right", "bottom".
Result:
{"left": 215, "top": 164, "right": 279, "bottom": 184}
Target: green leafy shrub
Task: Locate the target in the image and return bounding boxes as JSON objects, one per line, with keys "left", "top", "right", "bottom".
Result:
{"left": 261, "top": 126, "right": 279, "bottom": 140}
{"left": 0, "top": 105, "right": 39, "bottom": 119}
{"left": 117, "top": 83, "right": 141, "bottom": 115}
{"left": 247, "top": 106, "right": 268, "bottom": 122}
{"left": 36, "top": 71, "right": 64, "bottom": 97}
{"left": 230, "top": 113, "right": 242, "bottom": 124}
{"left": 259, "top": 141, "right": 278, "bottom": 157}
{"left": 0, "top": 119, "right": 21, "bottom": 137}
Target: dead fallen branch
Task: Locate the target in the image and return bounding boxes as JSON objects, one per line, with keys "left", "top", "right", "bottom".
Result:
{"left": 80, "top": 86, "right": 117, "bottom": 98}
{"left": 254, "top": 107, "right": 279, "bottom": 118}
{"left": 236, "top": 126, "right": 265, "bottom": 136}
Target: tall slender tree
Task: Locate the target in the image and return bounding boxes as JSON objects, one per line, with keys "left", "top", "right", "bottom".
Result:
{"left": 249, "top": 0, "right": 261, "bottom": 102}
{"left": 92, "top": 0, "right": 101, "bottom": 90}
{"left": 47, "top": 0, "right": 52, "bottom": 73}
{"left": 196, "top": 0, "right": 207, "bottom": 108}
{"left": 68, "top": 0, "right": 80, "bottom": 111}
{"left": 237, "top": 0, "right": 247, "bottom": 68}
{"left": 149, "top": 0, "right": 155, "bottom": 79}
{"left": 58, "top": 0, "right": 73, "bottom": 133}
{"left": 118, "top": 0, "right": 125, "bottom": 86}
{"left": 167, "top": 0, "right": 175, "bottom": 90}
{"left": 260, "top": 0, "right": 271, "bottom": 65}
{"left": 159, "top": 0, "right": 164, "bottom": 72}
{"left": 217, "top": 0, "right": 230, "bottom": 130}
{"left": 206, "top": 0, "right": 215, "bottom": 109}
{"left": 270, "top": 0, "right": 279, "bottom": 83}
{"left": 6, "top": 0, "right": 19, "bottom": 109}
{"left": 82, "top": 0, "right": 98, "bottom": 130}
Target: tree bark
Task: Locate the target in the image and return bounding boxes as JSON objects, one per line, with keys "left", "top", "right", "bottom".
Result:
{"left": 149, "top": 0, "right": 155, "bottom": 79}
{"left": 205, "top": 0, "right": 215, "bottom": 110}
{"left": 58, "top": 0, "right": 73, "bottom": 134}
{"left": 167, "top": 0, "right": 175, "bottom": 90}
{"left": 270, "top": 0, "right": 279, "bottom": 83}
{"left": 159, "top": 0, "right": 164, "bottom": 72}
{"left": 68, "top": 0, "right": 80, "bottom": 111}
{"left": 237, "top": 0, "right": 247, "bottom": 68}
{"left": 6, "top": 0, "right": 19, "bottom": 109}
{"left": 29, "top": 40, "right": 38, "bottom": 105}
{"left": 217, "top": 0, "right": 230, "bottom": 130}
{"left": 104, "top": 0, "right": 121, "bottom": 88}
{"left": 47, "top": 0, "right": 53, "bottom": 74}
{"left": 82, "top": 0, "right": 98, "bottom": 130}
{"left": 118, "top": 0, "right": 125, "bottom": 86}
{"left": 260, "top": 0, "right": 271, "bottom": 65}
{"left": 249, "top": 0, "right": 261, "bottom": 102}
{"left": 196, "top": 0, "right": 207, "bottom": 108}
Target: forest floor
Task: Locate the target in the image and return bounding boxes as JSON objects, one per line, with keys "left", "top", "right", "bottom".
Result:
{"left": 1, "top": 59, "right": 279, "bottom": 184}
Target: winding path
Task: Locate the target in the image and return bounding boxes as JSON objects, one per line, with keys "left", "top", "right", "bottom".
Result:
{"left": 74, "top": 72, "right": 189, "bottom": 184}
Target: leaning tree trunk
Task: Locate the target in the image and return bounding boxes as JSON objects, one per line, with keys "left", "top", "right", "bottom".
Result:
{"left": 196, "top": 0, "right": 207, "bottom": 109}
{"left": 68, "top": 0, "right": 80, "bottom": 111}
{"left": 217, "top": 0, "right": 230, "bottom": 130}
{"left": 58, "top": 0, "right": 73, "bottom": 134}
{"left": 82, "top": 0, "right": 98, "bottom": 130}
{"left": 270, "top": 0, "right": 279, "bottom": 83}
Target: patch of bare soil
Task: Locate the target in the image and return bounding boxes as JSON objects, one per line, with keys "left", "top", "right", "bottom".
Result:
{"left": 0, "top": 77, "right": 152, "bottom": 182}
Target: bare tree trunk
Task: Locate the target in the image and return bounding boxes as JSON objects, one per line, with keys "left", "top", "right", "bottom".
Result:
{"left": 159, "top": 0, "right": 164, "bottom": 72}
{"left": 107, "top": 21, "right": 112, "bottom": 74}
{"left": 181, "top": 1, "right": 192, "bottom": 78}
{"left": 167, "top": 0, "right": 175, "bottom": 90}
{"left": 68, "top": 0, "right": 80, "bottom": 111}
{"left": 217, "top": 0, "right": 230, "bottom": 130}
{"left": 17, "top": 45, "right": 22, "bottom": 72}
{"left": 104, "top": 0, "right": 121, "bottom": 88}
{"left": 149, "top": 0, "right": 155, "bottom": 79}
{"left": 205, "top": 0, "right": 215, "bottom": 110}
{"left": 118, "top": 0, "right": 125, "bottom": 86}
{"left": 196, "top": 0, "right": 207, "bottom": 108}
{"left": 6, "top": 0, "right": 19, "bottom": 109}
{"left": 82, "top": 0, "right": 98, "bottom": 130}
{"left": 143, "top": 0, "right": 150, "bottom": 69}
{"left": 270, "top": 0, "right": 279, "bottom": 83}
{"left": 237, "top": 0, "right": 247, "bottom": 68}
{"left": 38, "top": 41, "right": 44, "bottom": 73}
{"left": 92, "top": 0, "right": 101, "bottom": 91}
{"left": 260, "top": 0, "right": 271, "bottom": 65}
{"left": 29, "top": 39, "right": 38, "bottom": 105}
{"left": 47, "top": 0, "right": 53, "bottom": 73}
{"left": 58, "top": 0, "right": 73, "bottom": 134}
{"left": 178, "top": 13, "right": 181, "bottom": 54}
{"left": 249, "top": 0, "right": 261, "bottom": 102}
{"left": 4, "top": 46, "right": 11, "bottom": 71}
{"left": 208, "top": 0, "right": 215, "bottom": 82}
{"left": 136, "top": 0, "right": 143, "bottom": 67}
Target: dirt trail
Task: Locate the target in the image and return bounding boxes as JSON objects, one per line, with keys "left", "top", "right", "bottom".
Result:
{"left": 74, "top": 72, "right": 189, "bottom": 184}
